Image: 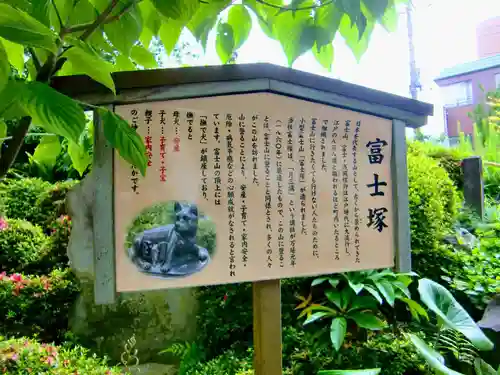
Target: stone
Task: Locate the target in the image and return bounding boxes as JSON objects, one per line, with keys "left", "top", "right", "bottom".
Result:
{"left": 67, "top": 172, "right": 198, "bottom": 365}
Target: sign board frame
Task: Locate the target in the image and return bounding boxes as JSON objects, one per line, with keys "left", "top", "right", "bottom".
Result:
{"left": 54, "top": 63, "right": 433, "bottom": 375}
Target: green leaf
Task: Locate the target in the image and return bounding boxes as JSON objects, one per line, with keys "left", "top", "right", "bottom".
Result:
{"left": 318, "top": 369, "right": 381, "bottom": 375}
{"left": 362, "top": 0, "right": 389, "bottom": 20}
{"left": 401, "top": 297, "right": 429, "bottom": 322}
{"left": 68, "top": 140, "right": 92, "bottom": 176}
{"left": 99, "top": 108, "right": 147, "bottom": 176}
{"left": 22, "top": 81, "right": 85, "bottom": 142}
{"left": 131, "top": 45, "right": 157, "bottom": 69}
{"left": 348, "top": 296, "right": 378, "bottom": 312}
{"left": 340, "top": 286, "right": 352, "bottom": 310}
{"left": 313, "top": 42, "right": 333, "bottom": 71}
{"left": 151, "top": 0, "right": 199, "bottom": 23}
{"left": 348, "top": 311, "right": 386, "bottom": 330}
{"left": 216, "top": 22, "right": 234, "bottom": 64}
{"left": 474, "top": 358, "right": 497, "bottom": 375}
{"left": 339, "top": 12, "right": 374, "bottom": 61}
{"left": 50, "top": 0, "right": 72, "bottom": 30}
{"left": 312, "top": 277, "right": 329, "bottom": 286}
{"left": 407, "top": 334, "right": 463, "bottom": 375}
{"left": 0, "top": 38, "right": 24, "bottom": 73}
{"left": 325, "top": 290, "right": 342, "bottom": 310}
{"left": 68, "top": 0, "right": 96, "bottom": 29}
{"left": 330, "top": 317, "right": 347, "bottom": 351}
{"left": 314, "top": 3, "right": 342, "bottom": 49}
{"left": 304, "top": 311, "right": 329, "bottom": 325}
{"left": 418, "top": 278, "right": 494, "bottom": 351}
{"left": 0, "top": 80, "right": 27, "bottom": 119}
{"left": 104, "top": 5, "right": 142, "bottom": 56}
{"left": 375, "top": 280, "right": 396, "bottom": 306}
{"left": 187, "top": 0, "right": 231, "bottom": 51}
{"left": 64, "top": 43, "right": 116, "bottom": 94}
{"left": 364, "top": 285, "right": 383, "bottom": 304}
{"left": 0, "top": 120, "right": 7, "bottom": 149}
{"left": 0, "top": 42, "right": 9, "bottom": 92}
{"left": 139, "top": 0, "right": 161, "bottom": 35}
{"left": 159, "top": 19, "right": 184, "bottom": 55}
{"left": 32, "top": 0, "right": 51, "bottom": 27}
{"left": 0, "top": 3, "right": 57, "bottom": 51}
{"left": 32, "top": 135, "right": 61, "bottom": 168}
{"left": 115, "top": 54, "right": 136, "bottom": 72}
{"left": 347, "top": 279, "right": 365, "bottom": 295}
{"left": 380, "top": 0, "right": 398, "bottom": 32}
{"left": 227, "top": 5, "right": 252, "bottom": 50}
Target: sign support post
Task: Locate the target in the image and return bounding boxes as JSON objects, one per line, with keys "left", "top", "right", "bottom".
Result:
{"left": 253, "top": 279, "right": 282, "bottom": 375}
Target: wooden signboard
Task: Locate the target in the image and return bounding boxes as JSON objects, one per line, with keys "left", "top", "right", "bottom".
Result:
{"left": 53, "top": 63, "right": 433, "bottom": 375}
{"left": 114, "top": 93, "right": 395, "bottom": 292}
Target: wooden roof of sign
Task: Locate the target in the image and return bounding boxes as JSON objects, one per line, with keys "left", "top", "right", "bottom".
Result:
{"left": 51, "top": 63, "right": 434, "bottom": 128}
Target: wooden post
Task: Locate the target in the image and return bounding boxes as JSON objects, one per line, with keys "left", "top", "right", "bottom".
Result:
{"left": 253, "top": 279, "right": 282, "bottom": 375}
{"left": 462, "top": 156, "right": 484, "bottom": 219}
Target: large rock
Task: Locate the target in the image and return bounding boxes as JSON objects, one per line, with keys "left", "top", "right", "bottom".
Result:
{"left": 67, "top": 173, "right": 197, "bottom": 365}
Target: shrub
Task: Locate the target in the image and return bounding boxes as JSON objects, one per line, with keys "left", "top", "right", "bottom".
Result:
{"left": 0, "top": 218, "right": 47, "bottom": 273}
{"left": 0, "top": 337, "right": 127, "bottom": 374}
{"left": 35, "top": 180, "right": 78, "bottom": 230}
{"left": 407, "top": 148, "right": 460, "bottom": 251}
{"left": 0, "top": 269, "right": 80, "bottom": 343}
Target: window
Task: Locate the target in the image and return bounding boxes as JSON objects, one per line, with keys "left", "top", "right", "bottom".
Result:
{"left": 442, "top": 81, "right": 473, "bottom": 107}
{"left": 495, "top": 73, "right": 500, "bottom": 89}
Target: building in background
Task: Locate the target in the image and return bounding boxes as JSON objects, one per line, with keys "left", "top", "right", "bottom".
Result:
{"left": 434, "top": 16, "right": 500, "bottom": 144}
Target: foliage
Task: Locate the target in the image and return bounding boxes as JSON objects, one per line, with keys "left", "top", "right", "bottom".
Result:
{"left": 0, "top": 269, "right": 80, "bottom": 343}
{"left": 0, "top": 0, "right": 407, "bottom": 179}
{"left": 160, "top": 341, "right": 204, "bottom": 375}
{"left": 318, "top": 369, "right": 381, "bottom": 375}
{"left": 0, "top": 218, "right": 47, "bottom": 273}
{"left": 0, "top": 337, "right": 127, "bottom": 374}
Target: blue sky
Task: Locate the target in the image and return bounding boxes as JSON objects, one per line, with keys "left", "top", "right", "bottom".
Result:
{"left": 163, "top": 0, "right": 500, "bottom": 136}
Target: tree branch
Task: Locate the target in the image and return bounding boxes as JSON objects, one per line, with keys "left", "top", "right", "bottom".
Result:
{"left": 28, "top": 48, "right": 42, "bottom": 72}
{"left": 0, "top": 116, "right": 32, "bottom": 179}
{"left": 80, "top": 0, "right": 120, "bottom": 40}
{"left": 255, "top": 0, "right": 333, "bottom": 11}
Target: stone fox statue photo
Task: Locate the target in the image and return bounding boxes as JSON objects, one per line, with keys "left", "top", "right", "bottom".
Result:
{"left": 128, "top": 202, "right": 211, "bottom": 277}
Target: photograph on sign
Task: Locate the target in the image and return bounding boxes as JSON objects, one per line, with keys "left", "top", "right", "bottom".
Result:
{"left": 114, "top": 93, "right": 394, "bottom": 292}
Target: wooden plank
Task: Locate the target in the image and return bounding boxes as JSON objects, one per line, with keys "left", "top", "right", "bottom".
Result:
{"left": 462, "top": 156, "right": 484, "bottom": 219}
{"left": 391, "top": 120, "right": 412, "bottom": 272}
{"left": 253, "top": 279, "right": 282, "bottom": 375}
{"left": 93, "top": 107, "right": 117, "bottom": 305}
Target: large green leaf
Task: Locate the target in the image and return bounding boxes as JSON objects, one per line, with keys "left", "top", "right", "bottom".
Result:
{"left": 304, "top": 311, "right": 329, "bottom": 325}
{"left": 0, "top": 120, "right": 7, "bottom": 150}
{"left": 380, "top": 0, "right": 398, "bottom": 32}
{"left": 348, "top": 295, "right": 378, "bottom": 312}
{"left": 400, "top": 297, "right": 429, "bottom": 322}
{"left": 151, "top": 0, "right": 199, "bottom": 23}
{"left": 363, "top": 0, "right": 389, "bottom": 20}
{"left": 0, "top": 3, "right": 57, "bottom": 51}
{"left": 114, "top": 54, "right": 136, "bottom": 71}
{"left": 31, "top": 0, "right": 51, "bottom": 27}
{"left": 325, "top": 290, "right": 342, "bottom": 310}
{"left": 364, "top": 285, "right": 383, "bottom": 304}
{"left": 216, "top": 22, "right": 234, "bottom": 64}
{"left": 104, "top": 5, "right": 142, "bottom": 56}
{"left": 64, "top": 43, "right": 116, "bottom": 94}
{"left": 0, "top": 80, "right": 27, "bottom": 119}
{"left": 68, "top": 140, "right": 92, "bottom": 176}
{"left": 474, "top": 358, "right": 497, "bottom": 375}
{"left": 227, "top": 5, "right": 252, "bottom": 50}
{"left": 318, "top": 369, "right": 381, "bottom": 375}
{"left": 21, "top": 82, "right": 86, "bottom": 143}
{"left": 0, "top": 38, "right": 24, "bottom": 73}
{"left": 0, "top": 42, "right": 9, "bottom": 92}
{"left": 339, "top": 12, "right": 374, "bottom": 62}
{"left": 374, "top": 279, "right": 396, "bottom": 306}
{"left": 99, "top": 108, "right": 147, "bottom": 176}
{"left": 348, "top": 311, "right": 386, "bottom": 330}
{"left": 418, "top": 279, "right": 494, "bottom": 351}
{"left": 187, "top": 0, "right": 231, "bottom": 51}
{"left": 32, "top": 135, "right": 61, "bottom": 168}
{"left": 139, "top": 0, "right": 162, "bottom": 35}
{"left": 314, "top": 3, "right": 343, "bottom": 49}
{"left": 159, "top": 19, "right": 184, "bottom": 55}
{"left": 330, "top": 317, "right": 347, "bottom": 351}
{"left": 49, "top": 0, "right": 73, "bottom": 31}
{"left": 131, "top": 45, "right": 157, "bottom": 68}
{"left": 407, "top": 334, "right": 463, "bottom": 375}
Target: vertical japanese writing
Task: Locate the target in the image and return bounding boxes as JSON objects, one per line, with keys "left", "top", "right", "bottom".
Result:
{"left": 226, "top": 118, "right": 236, "bottom": 276}
{"left": 263, "top": 116, "right": 273, "bottom": 268}
{"left": 239, "top": 114, "right": 246, "bottom": 178}
{"left": 187, "top": 111, "right": 194, "bottom": 141}
{"left": 159, "top": 110, "right": 166, "bottom": 182}
{"left": 287, "top": 117, "right": 294, "bottom": 160}
{"left": 173, "top": 111, "right": 180, "bottom": 152}
{"left": 342, "top": 120, "right": 351, "bottom": 256}
{"left": 241, "top": 184, "right": 248, "bottom": 266}
{"left": 321, "top": 120, "right": 328, "bottom": 172}
{"left": 352, "top": 121, "right": 361, "bottom": 263}
{"left": 214, "top": 113, "right": 221, "bottom": 143}
{"left": 214, "top": 146, "right": 222, "bottom": 206}
{"left": 310, "top": 118, "right": 319, "bottom": 259}
{"left": 276, "top": 120, "right": 285, "bottom": 267}
{"left": 200, "top": 115, "right": 208, "bottom": 201}
{"left": 287, "top": 119, "right": 296, "bottom": 267}
{"left": 366, "top": 137, "right": 389, "bottom": 233}
{"left": 251, "top": 115, "right": 259, "bottom": 185}
{"left": 130, "top": 109, "right": 140, "bottom": 194}
{"left": 298, "top": 118, "right": 307, "bottom": 236}
{"left": 331, "top": 120, "right": 340, "bottom": 260}
{"left": 144, "top": 109, "right": 153, "bottom": 168}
